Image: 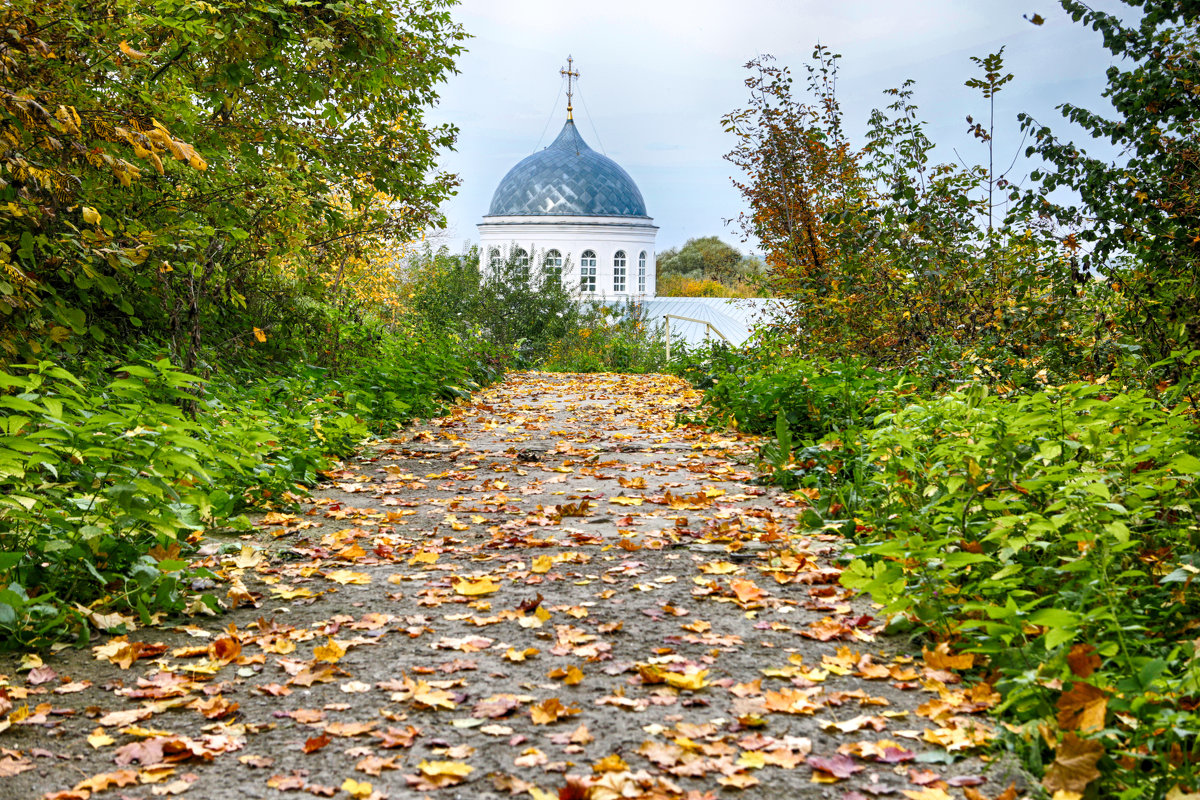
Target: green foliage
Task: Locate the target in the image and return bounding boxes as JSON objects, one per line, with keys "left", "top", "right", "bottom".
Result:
{"left": 0, "top": 328, "right": 492, "bottom": 649}
{"left": 838, "top": 383, "right": 1200, "bottom": 796}
{"left": 0, "top": 0, "right": 465, "bottom": 368}
{"left": 685, "top": 344, "right": 1200, "bottom": 793}
{"left": 476, "top": 247, "right": 584, "bottom": 364}
{"left": 543, "top": 301, "right": 668, "bottom": 374}
{"left": 655, "top": 236, "right": 764, "bottom": 285}
{"left": 1019, "top": 0, "right": 1200, "bottom": 367}
{"left": 696, "top": 354, "right": 903, "bottom": 439}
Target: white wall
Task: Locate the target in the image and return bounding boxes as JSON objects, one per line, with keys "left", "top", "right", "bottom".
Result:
{"left": 477, "top": 215, "right": 658, "bottom": 299}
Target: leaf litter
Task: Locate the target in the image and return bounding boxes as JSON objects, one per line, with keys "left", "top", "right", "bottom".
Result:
{"left": 0, "top": 372, "right": 1027, "bottom": 798}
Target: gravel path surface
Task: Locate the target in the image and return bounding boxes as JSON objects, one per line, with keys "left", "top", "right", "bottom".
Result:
{"left": 0, "top": 372, "right": 1027, "bottom": 800}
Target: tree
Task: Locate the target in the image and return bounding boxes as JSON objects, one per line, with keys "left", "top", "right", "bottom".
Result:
{"left": 964, "top": 47, "right": 1014, "bottom": 233}
{"left": 656, "top": 236, "right": 756, "bottom": 282}
{"left": 0, "top": 0, "right": 466, "bottom": 367}
{"left": 1019, "top": 0, "right": 1200, "bottom": 364}
{"left": 722, "top": 50, "right": 865, "bottom": 307}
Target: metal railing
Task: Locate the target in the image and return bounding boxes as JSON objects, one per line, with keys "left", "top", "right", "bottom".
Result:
{"left": 663, "top": 314, "right": 730, "bottom": 361}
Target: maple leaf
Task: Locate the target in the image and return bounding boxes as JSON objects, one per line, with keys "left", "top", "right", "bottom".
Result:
{"left": 1066, "top": 643, "right": 1101, "bottom": 678}
{"left": 728, "top": 578, "right": 765, "bottom": 606}
{"left": 505, "top": 646, "right": 540, "bottom": 662}
{"left": 312, "top": 637, "right": 346, "bottom": 663}
{"left": 74, "top": 769, "right": 140, "bottom": 793}
{"left": 1042, "top": 733, "right": 1104, "bottom": 795}
{"left": 549, "top": 665, "right": 585, "bottom": 685}
{"left": 190, "top": 695, "right": 239, "bottom": 719}
{"left": 922, "top": 642, "right": 974, "bottom": 671}
{"left": 325, "top": 720, "right": 378, "bottom": 737}
{"left": 454, "top": 576, "right": 500, "bottom": 596}
{"left": 963, "top": 783, "right": 1019, "bottom": 800}
{"left": 407, "top": 759, "right": 473, "bottom": 790}
{"left": 341, "top": 777, "right": 373, "bottom": 798}
{"left": 718, "top": 772, "right": 761, "bottom": 789}
{"left": 514, "top": 747, "right": 549, "bottom": 767}
{"left": 325, "top": 569, "right": 371, "bottom": 585}
{"left": 375, "top": 725, "right": 421, "bottom": 748}
{"left": 592, "top": 754, "right": 629, "bottom": 773}
{"left": 87, "top": 728, "right": 116, "bottom": 749}
{"left": 0, "top": 755, "right": 34, "bottom": 778}
{"left": 303, "top": 734, "right": 331, "bottom": 753}
{"left": 473, "top": 694, "right": 524, "bottom": 719}
{"left": 530, "top": 697, "right": 582, "bottom": 724}
{"left": 1056, "top": 682, "right": 1108, "bottom": 732}
{"left": 902, "top": 789, "right": 954, "bottom": 800}
{"left": 808, "top": 754, "right": 864, "bottom": 780}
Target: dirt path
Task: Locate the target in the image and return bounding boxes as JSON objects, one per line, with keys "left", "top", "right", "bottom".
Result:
{"left": 1, "top": 373, "right": 1026, "bottom": 800}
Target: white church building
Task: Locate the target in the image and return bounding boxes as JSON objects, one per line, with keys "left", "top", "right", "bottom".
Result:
{"left": 477, "top": 60, "right": 657, "bottom": 298}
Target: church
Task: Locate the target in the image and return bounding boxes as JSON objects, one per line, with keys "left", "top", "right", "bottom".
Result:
{"left": 477, "top": 59, "right": 657, "bottom": 298}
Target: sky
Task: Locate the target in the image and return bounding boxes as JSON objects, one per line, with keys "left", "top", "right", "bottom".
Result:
{"left": 428, "top": 0, "right": 1128, "bottom": 252}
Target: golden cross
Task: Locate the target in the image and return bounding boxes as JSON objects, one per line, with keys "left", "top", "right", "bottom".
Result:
{"left": 560, "top": 56, "right": 579, "bottom": 121}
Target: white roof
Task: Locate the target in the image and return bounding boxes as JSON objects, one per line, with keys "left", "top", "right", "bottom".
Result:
{"left": 613, "top": 297, "right": 787, "bottom": 347}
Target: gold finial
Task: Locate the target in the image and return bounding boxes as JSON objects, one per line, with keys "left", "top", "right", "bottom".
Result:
{"left": 560, "top": 56, "right": 579, "bottom": 121}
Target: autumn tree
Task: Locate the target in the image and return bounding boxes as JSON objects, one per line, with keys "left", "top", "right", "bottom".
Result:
{"left": 722, "top": 50, "right": 865, "bottom": 308}
{"left": 0, "top": 0, "right": 465, "bottom": 368}
{"left": 723, "top": 50, "right": 1046, "bottom": 361}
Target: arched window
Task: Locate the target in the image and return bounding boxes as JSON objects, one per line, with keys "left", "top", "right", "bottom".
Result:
{"left": 613, "top": 250, "right": 627, "bottom": 292}
{"left": 580, "top": 250, "right": 597, "bottom": 292}
{"left": 544, "top": 249, "right": 563, "bottom": 285}
{"left": 489, "top": 248, "right": 503, "bottom": 270}
{"left": 512, "top": 247, "right": 530, "bottom": 280}
{"left": 638, "top": 251, "right": 647, "bottom": 293}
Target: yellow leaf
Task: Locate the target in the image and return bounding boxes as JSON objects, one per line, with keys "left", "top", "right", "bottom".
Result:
{"left": 409, "top": 551, "right": 438, "bottom": 565}
{"left": 119, "top": 41, "right": 148, "bottom": 59}
{"left": 325, "top": 570, "right": 370, "bottom": 585}
{"left": 189, "top": 152, "right": 207, "bottom": 171}
{"left": 454, "top": 577, "right": 499, "bottom": 596}
{"left": 253, "top": 327, "right": 267, "bottom": 343}
{"left": 592, "top": 753, "right": 628, "bottom": 773}
{"left": 82, "top": 206, "right": 101, "bottom": 225}
{"left": 88, "top": 727, "right": 116, "bottom": 749}
{"left": 901, "top": 790, "right": 954, "bottom": 800}
{"left": 610, "top": 496, "right": 643, "bottom": 506}
{"left": 662, "top": 668, "right": 709, "bottom": 691}
{"left": 504, "top": 647, "right": 539, "bottom": 662}
{"left": 341, "top": 777, "right": 373, "bottom": 798}
{"left": 549, "top": 665, "right": 584, "bottom": 685}
{"left": 417, "top": 760, "right": 473, "bottom": 778}
{"left": 313, "top": 637, "right": 346, "bottom": 663}
{"left": 531, "top": 555, "right": 554, "bottom": 574}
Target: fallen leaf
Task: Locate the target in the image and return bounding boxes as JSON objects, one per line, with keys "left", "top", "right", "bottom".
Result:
{"left": 1043, "top": 733, "right": 1103, "bottom": 795}
{"left": 530, "top": 697, "right": 581, "bottom": 724}
{"left": 808, "top": 754, "right": 864, "bottom": 780}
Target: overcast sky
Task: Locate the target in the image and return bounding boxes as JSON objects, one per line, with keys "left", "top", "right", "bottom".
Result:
{"left": 429, "top": 0, "right": 1127, "bottom": 251}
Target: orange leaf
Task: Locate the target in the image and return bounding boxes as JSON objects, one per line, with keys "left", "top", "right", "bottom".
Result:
{"left": 922, "top": 642, "right": 974, "bottom": 670}
{"left": 1056, "top": 682, "right": 1108, "bottom": 732}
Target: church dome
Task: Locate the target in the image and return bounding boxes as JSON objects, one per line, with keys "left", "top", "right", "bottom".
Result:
{"left": 486, "top": 120, "right": 648, "bottom": 217}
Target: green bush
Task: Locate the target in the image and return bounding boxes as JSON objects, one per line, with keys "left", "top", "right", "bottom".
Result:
{"left": 838, "top": 383, "right": 1200, "bottom": 796}
{"left": 543, "top": 301, "right": 668, "bottom": 374}
{"left": 0, "top": 323, "right": 496, "bottom": 649}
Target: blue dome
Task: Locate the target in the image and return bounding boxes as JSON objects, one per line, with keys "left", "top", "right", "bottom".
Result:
{"left": 486, "top": 121, "right": 648, "bottom": 217}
